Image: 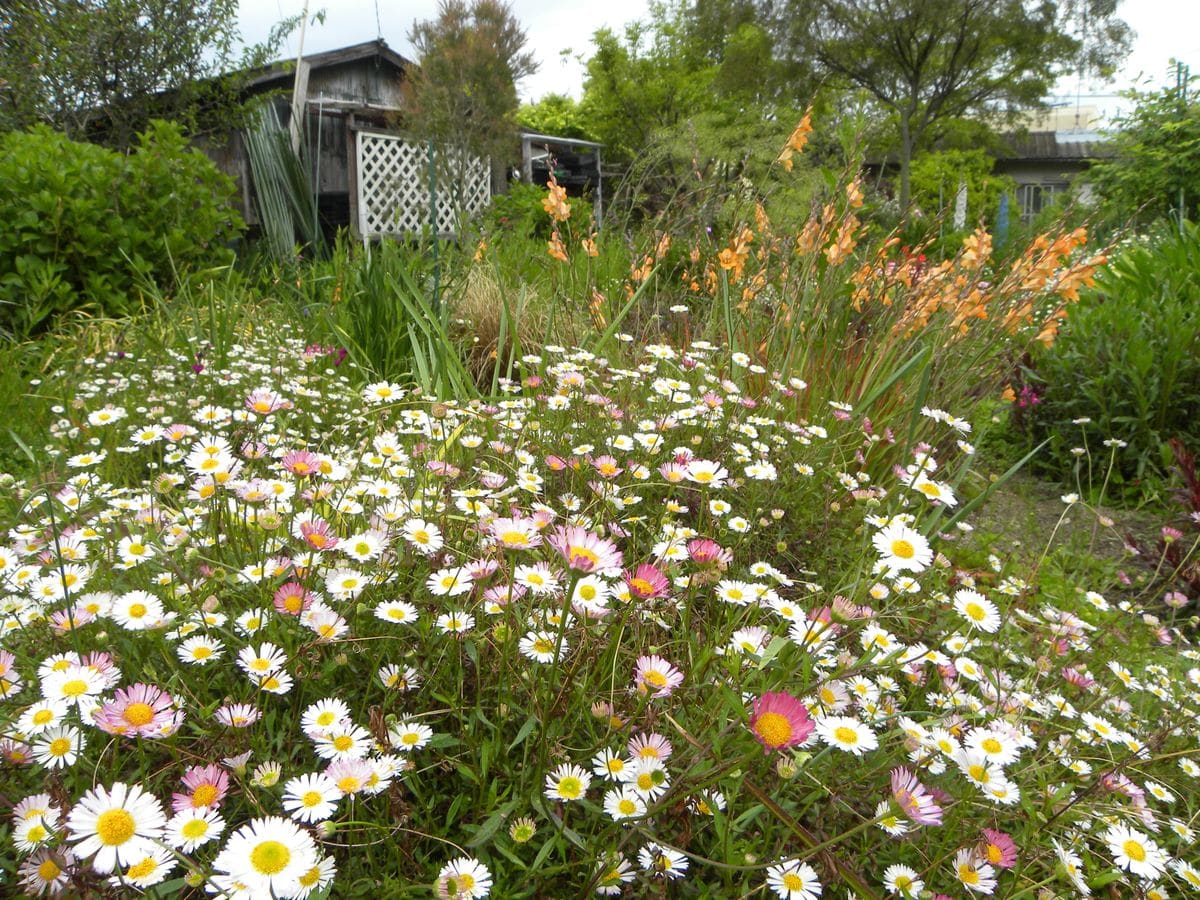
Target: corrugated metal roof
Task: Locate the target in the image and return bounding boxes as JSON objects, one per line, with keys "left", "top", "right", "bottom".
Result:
{"left": 997, "top": 131, "right": 1113, "bottom": 160}
{"left": 246, "top": 40, "right": 411, "bottom": 91}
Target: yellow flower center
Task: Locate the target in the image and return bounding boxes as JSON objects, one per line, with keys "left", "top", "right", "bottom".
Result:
{"left": 96, "top": 809, "right": 136, "bottom": 846}
{"left": 337, "top": 776, "right": 362, "bottom": 793}
{"left": 32, "top": 709, "right": 54, "bottom": 725}
{"left": 966, "top": 603, "right": 985, "bottom": 621}
{"left": 27, "top": 824, "right": 48, "bottom": 842}
{"left": 557, "top": 777, "right": 583, "bottom": 799}
{"left": 643, "top": 670, "right": 667, "bottom": 688}
{"left": 783, "top": 873, "right": 805, "bottom": 890}
{"left": 181, "top": 819, "right": 208, "bottom": 839}
{"left": 959, "top": 864, "right": 980, "bottom": 885}
{"left": 61, "top": 679, "right": 88, "bottom": 697}
{"left": 48, "top": 737, "right": 71, "bottom": 756}
{"left": 127, "top": 857, "right": 157, "bottom": 879}
{"left": 303, "top": 791, "right": 324, "bottom": 807}
{"left": 192, "top": 784, "right": 219, "bottom": 807}
{"left": 834, "top": 726, "right": 859, "bottom": 745}
{"left": 986, "top": 844, "right": 1003, "bottom": 864}
{"left": 566, "top": 547, "right": 595, "bottom": 566}
{"left": 618, "top": 798, "right": 637, "bottom": 815}
{"left": 299, "top": 866, "right": 322, "bottom": 887}
{"left": 754, "top": 712, "right": 793, "bottom": 748}
{"left": 1123, "top": 839, "right": 1147, "bottom": 862}
{"left": 891, "top": 540, "right": 915, "bottom": 559}
{"left": 37, "top": 859, "right": 61, "bottom": 882}
{"left": 192, "top": 646, "right": 212, "bottom": 659}
{"left": 123, "top": 702, "right": 155, "bottom": 726}
{"left": 981, "top": 737, "right": 1002, "bottom": 754}
{"left": 533, "top": 639, "right": 554, "bottom": 654}
{"left": 128, "top": 543, "right": 145, "bottom": 556}
{"left": 250, "top": 840, "right": 291, "bottom": 875}
{"left": 128, "top": 603, "right": 147, "bottom": 618}
{"left": 500, "top": 531, "right": 528, "bottom": 546}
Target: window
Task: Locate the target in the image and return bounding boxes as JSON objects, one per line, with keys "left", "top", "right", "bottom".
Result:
{"left": 1016, "top": 182, "right": 1069, "bottom": 223}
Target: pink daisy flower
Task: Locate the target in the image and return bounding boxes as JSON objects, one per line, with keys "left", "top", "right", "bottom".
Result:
{"left": 891, "top": 766, "right": 944, "bottom": 826}
{"left": 244, "top": 389, "right": 289, "bottom": 415}
{"left": 687, "top": 538, "right": 732, "bottom": 566}
{"left": 273, "top": 582, "right": 314, "bottom": 617}
{"left": 214, "top": 703, "right": 261, "bottom": 728}
{"left": 281, "top": 449, "right": 320, "bottom": 477}
{"left": 172, "top": 764, "right": 229, "bottom": 814}
{"left": 634, "top": 655, "right": 684, "bottom": 698}
{"left": 979, "top": 829, "right": 1018, "bottom": 869}
{"left": 628, "top": 733, "right": 673, "bottom": 762}
{"left": 748, "top": 691, "right": 814, "bottom": 754}
{"left": 299, "top": 518, "right": 339, "bottom": 551}
{"left": 93, "top": 683, "right": 183, "bottom": 738}
{"left": 624, "top": 563, "right": 669, "bottom": 600}
{"left": 549, "top": 526, "right": 623, "bottom": 574}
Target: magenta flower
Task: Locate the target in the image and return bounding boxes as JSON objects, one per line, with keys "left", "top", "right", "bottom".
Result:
{"left": 93, "top": 683, "right": 183, "bottom": 738}
{"left": 890, "top": 766, "right": 944, "bottom": 826}
{"left": 687, "top": 538, "right": 732, "bottom": 566}
{"left": 979, "top": 829, "right": 1018, "bottom": 869}
{"left": 748, "top": 692, "right": 814, "bottom": 754}
{"left": 624, "top": 563, "right": 669, "bottom": 600}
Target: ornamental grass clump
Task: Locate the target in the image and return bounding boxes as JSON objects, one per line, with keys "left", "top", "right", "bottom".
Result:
{"left": 0, "top": 306, "right": 1197, "bottom": 898}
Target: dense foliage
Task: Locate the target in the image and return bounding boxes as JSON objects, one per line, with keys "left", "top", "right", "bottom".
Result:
{"left": 0, "top": 0, "right": 293, "bottom": 147}
{"left": 1085, "top": 74, "right": 1200, "bottom": 229}
{"left": 1025, "top": 222, "right": 1200, "bottom": 489}
{"left": 0, "top": 122, "right": 243, "bottom": 339}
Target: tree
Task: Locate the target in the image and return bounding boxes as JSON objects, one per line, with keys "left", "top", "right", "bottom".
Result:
{"left": 1085, "top": 70, "right": 1200, "bottom": 228}
{"left": 407, "top": 0, "right": 538, "bottom": 177}
{"left": 579, "top": 1, "right": 814, "bottom": 161}
{"left": 774, "top": 0, "right": 1131, "bottom": 209}
{"left": 517, "top": 94, "right": 593, "bottom": 141}
{"left": 0, "top": 1, "right": 290, "bottom": 146}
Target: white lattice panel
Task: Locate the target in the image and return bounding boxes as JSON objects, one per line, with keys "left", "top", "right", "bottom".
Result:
{"left": 356, "top": 131, "right": 491, "bottom": 237}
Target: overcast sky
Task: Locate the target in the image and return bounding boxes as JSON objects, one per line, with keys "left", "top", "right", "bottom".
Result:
{"left": 237, "top": 0, "right": 1200, "bottom": 109}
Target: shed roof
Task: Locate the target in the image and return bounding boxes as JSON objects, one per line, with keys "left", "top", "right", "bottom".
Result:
{"left": 246, "top": 39, "right": 412, "bottom": 91}
{"left": 996, "top": 131, "right": 1113, "bottom": 161}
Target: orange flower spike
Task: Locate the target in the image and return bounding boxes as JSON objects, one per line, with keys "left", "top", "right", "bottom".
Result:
{"left": 961, "top": 228, "right": 992, "bottom": 270}
{"left": 541, "top": 175, "right": 571, "bottom": 222}
{"left": 581, "top": 235, "right": 599, "bottom": 257}
{"left": 547, "top": 230, "right": 568, "bottom": 263}
{"left": 846, "top": 178, "right": 864, "bottom": 210}
{"left": 655, "top": 233, "right": 672, "bottom": 261}
{"left": 777, "top": 107, "right": 814, "bottom": 171}
{"left": 755, "top": 202, "right": 771, "bottom": 236}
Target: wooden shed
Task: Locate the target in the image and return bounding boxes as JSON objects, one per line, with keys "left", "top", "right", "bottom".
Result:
{"left": 199, "top": 39, "right": 492, "bottom": 240}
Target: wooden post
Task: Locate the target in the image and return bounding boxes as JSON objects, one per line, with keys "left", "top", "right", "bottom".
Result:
{"left": 346, "top": 114, "right": 361, "bottom": 240}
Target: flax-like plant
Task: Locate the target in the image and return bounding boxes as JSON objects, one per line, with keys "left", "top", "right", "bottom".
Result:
{"left": 244, "top": 102, "right": 321, "bottom": 263}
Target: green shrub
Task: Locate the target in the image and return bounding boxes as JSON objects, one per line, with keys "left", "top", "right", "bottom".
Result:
{"left": 486, "top": 181, "right": 595, "bottom": 241}
{"left": 0, "top": 121, "right": 243, "bottom": 338}
{"left": 1026, "top": 221, "right": 1200, "bottom": 489}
